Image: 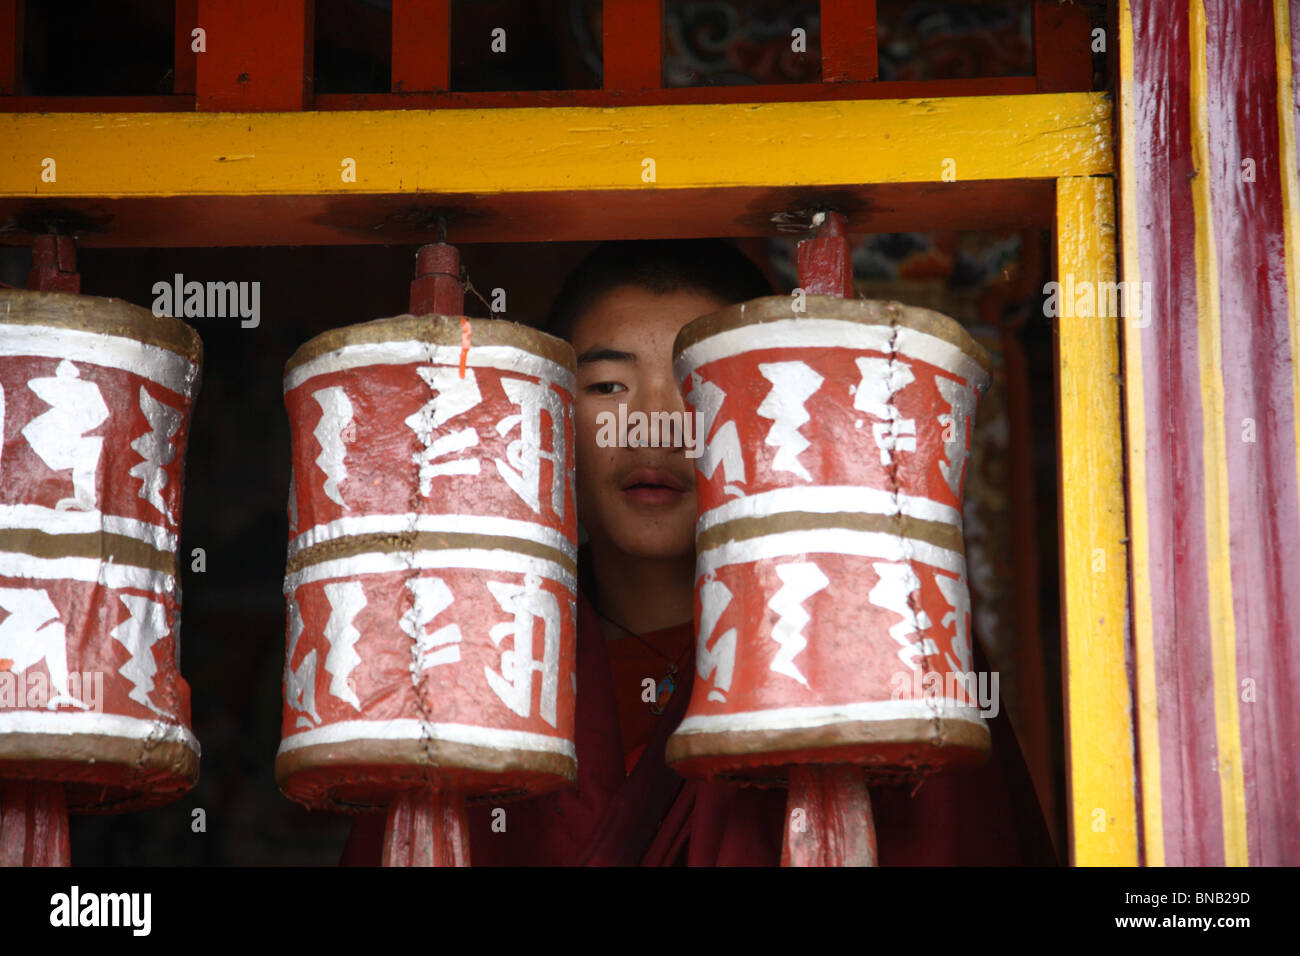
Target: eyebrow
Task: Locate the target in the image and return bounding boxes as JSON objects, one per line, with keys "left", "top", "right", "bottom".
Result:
{"left": 576, "top": 347, "right": 637, "bottom": 365}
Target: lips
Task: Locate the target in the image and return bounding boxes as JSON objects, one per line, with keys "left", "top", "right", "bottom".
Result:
{"left": 621, "top": 468, "right": 687, "bottom": 492}
{"left": 620, "top": 467, "right": 690, "bottom": 506}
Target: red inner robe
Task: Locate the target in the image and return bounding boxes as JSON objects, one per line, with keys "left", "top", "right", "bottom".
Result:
{"left": 340, "top": 570, "right": 1058, "bottom": 866}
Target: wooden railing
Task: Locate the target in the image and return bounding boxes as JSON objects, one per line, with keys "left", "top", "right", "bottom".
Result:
{"left": 0, "top": 0, "right": 1093, "bottom": 112}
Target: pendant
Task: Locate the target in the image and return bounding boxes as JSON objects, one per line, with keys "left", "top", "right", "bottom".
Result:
{"left": 651, "top": 666, "right": 677, "bottom": 716}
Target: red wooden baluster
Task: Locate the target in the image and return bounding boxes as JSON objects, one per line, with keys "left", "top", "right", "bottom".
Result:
{"left": 0, "top": 234, "right": 82, "bottom": 868}
{"left": 1032, "top": 0, "right": 1093, "bottom": 94}
{"left": 603, "top": 0, "right": 662, "bottom": 91}
{"left": 194, "top": 0, "right": 313, "bottom": 112}
{"left": 380, "top": 236, "right": 471, "bottom": 867}
{"left": 392, "top": 0, "right": 450, "bottom": 94}
{"left": 0, "top": 0, "right": 21, "bottom": 97}
{"left": 174, "top": 0, "right": 198, "bottom": 97}
{"left": 820, "top": 0, "right": 879, "bottom": 84}
{"left": 782, "top": 210, "right": 878, "bottom": 868}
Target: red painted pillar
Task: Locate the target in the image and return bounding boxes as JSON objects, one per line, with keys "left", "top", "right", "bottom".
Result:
{"left": 1121, "top": 0, "right": 1300, "bottom": 866}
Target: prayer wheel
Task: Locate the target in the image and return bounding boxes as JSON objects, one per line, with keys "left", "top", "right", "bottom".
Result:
{"left": 665, "top": 295, "right": 992, "bottom": 782}
{"left": 277, "top": 315, "right": 578, "bottom": 811}
{"left": 0, "top": 290, "right": 202, "bottom": 811}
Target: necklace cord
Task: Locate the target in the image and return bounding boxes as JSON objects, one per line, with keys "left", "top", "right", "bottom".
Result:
{"left": 592, "top": 601, "right": 693, "bottom": 670}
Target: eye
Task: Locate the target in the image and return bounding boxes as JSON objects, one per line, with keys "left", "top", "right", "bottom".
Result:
{"left": 586, "top": 381, "right": 627, "bottom": 395}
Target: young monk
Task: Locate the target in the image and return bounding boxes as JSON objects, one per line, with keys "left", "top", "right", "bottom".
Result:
{"left": 342, "top": 239, "right": 1057, "bottom": 866}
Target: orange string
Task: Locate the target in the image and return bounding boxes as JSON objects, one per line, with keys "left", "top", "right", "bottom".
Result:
{"left": 458, "top": 316, "right": 471, "bottom": 378}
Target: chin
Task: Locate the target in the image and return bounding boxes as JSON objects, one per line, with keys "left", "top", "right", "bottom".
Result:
{"left": 579, "top": 491, "right": 696, "bottom": 562}
{"left": 608, "top": 517, "right": 695, "bottom": 563}
{"left": 621, "top": 538, "right": 695, "bottom": 563}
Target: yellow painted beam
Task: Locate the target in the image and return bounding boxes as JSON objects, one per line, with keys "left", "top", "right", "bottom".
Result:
{"left": 0, "top": 93, "right": 1111, "bottom": 198}
{"left": 1055, "top": 175, "right": 1139, "bottom": 866}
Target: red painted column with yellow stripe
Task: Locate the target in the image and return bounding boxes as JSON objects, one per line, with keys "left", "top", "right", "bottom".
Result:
{"left": 1120, "top": 0, "right": 1300, "bottom": 866}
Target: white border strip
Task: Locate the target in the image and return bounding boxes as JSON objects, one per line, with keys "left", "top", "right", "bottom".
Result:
{"left": 0, "top": 551, "right": 174, "bottom": 593}
{"left": 675, "top": 317, "right": 989, "bottom": 391}
{"left": 0, "top": 323, "right": 198, "bottom": 397}
{"left": 697, "top": 485, "right": 960, "bottom": 536}
{"left": 673, "top": 698, "right": 986, "bottom": 737}
{"left": 278, "top": 718, "right": 576, "bottom": 761}
{"left": 696, "top": 528, "right": 966, "bottom": 578}
{"left": 0, "top": 504, "right": 177, "bottom": 553}
{"left": 0, "top": 709, "right": 200, "bottom": 755}
{"left": 285, "top": 547, "right": 576, "bottom": 594}
{"left": 289, "top": 513, "right": 574, "bottom": 562}
{"left": 285, "top": 341, "right": 575, "bottom": 394}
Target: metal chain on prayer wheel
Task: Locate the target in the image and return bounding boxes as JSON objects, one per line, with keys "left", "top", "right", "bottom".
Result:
{"left": 277, "top": 242, "right": 579, "bottom": 866}
{"left": 664, "top": 213, "right": 992, "bottom": 865}
{"left": 0, "top": 236, "right": 203, "bottom": 867}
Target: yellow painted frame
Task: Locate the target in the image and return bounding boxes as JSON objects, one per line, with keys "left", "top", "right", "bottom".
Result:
{"left": 0, "top": 92, "right": 1134, "bottom": 865}
{"left": 0, "top": 94, "right": 1108, "bottom": 196}
{"left": 1056, "top": 176, "right": 1139, "bottom": 865}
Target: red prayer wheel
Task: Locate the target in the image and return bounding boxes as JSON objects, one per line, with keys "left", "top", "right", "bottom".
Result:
{"left": 665, "top": 296, "right": 993, "bottom": 782}
{"left": 277, "top": 315, "right": 579, "bottom": 810}
{"left": 0, "top": 290, "right": 202, "bottom": 811}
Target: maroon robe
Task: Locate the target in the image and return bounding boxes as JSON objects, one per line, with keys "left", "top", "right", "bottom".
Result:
{"left": 340, "top": 579, "right": 1058, "bottom": 866}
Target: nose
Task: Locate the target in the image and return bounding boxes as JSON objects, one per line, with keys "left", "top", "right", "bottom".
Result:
{"left": 631, "top": 370, "right": 689, "bottom": 450}
{"left": 637, "top": 369, "right": 686, "bottom": 414}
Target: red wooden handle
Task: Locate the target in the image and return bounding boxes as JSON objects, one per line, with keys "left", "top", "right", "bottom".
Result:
{"left": 385, "top": 239, "right": 474, "bottom": 868}
{"left": 783, "top": 211, "right": 878, "bottom": 867}
{"left": 26, "top": 235, "right": 80, "bottom": 294}
{"left": 782, "top": 766, "right": 877, "bottom": 867}
{"left": 381, "top": 790, "right": 470, "bottom": 867}
{"left": 410, "top": 241, "right": 464, "bottom": 316}
{"left": 0, "top": 781, "right": 71, "bottom": 867}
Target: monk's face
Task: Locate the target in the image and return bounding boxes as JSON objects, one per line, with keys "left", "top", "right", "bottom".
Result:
{"left": 570, "top": 284, "right": 725, "bottom": 562}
